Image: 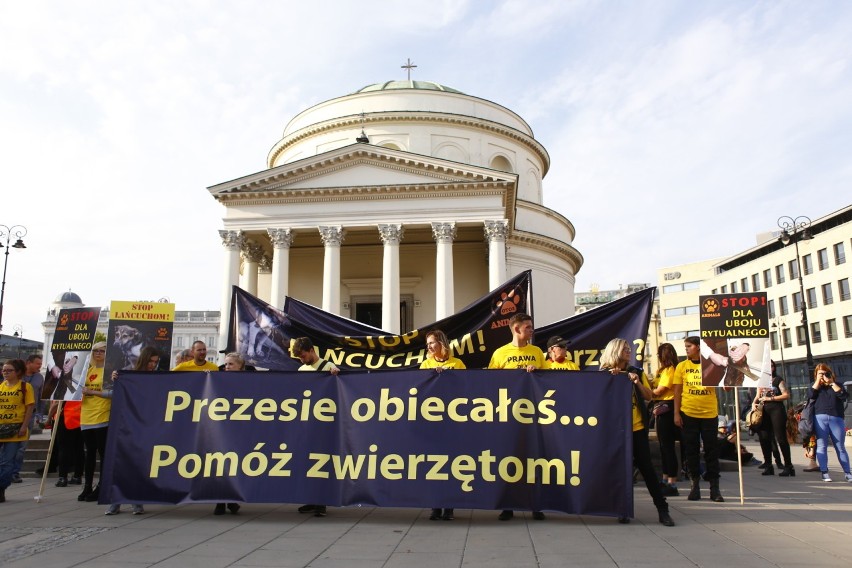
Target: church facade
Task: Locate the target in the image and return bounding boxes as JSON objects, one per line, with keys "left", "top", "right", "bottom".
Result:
{"left": 209, "top": 80, "right": 583, "bottom": 346}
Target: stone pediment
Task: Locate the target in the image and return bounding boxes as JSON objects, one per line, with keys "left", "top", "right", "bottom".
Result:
{"left": 208, "top": 144, "right": 516, "bottom": 201}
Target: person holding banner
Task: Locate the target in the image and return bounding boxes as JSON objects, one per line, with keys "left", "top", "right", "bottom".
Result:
{"left": 651, "top": 343, "right": 681, "bottom": 496}
{"left": 0, "top": 359, "right": 35, "bottom": 503}
{"left": 292, "top": 338, "right": 338, "bottom": 517}
{"left": 674, "top": 336, "right": 724, "bottom": 502}
{"left": 78, "top": 342, "right": 112, "bottom": 503}
{"left": 543, "top": 336, "right": 579, "bottom": 370}
{"left": 600, "top": 339, "right": 674, "bottom": 527}
{"left": 807, "top": 364, "right": 851, "bottom": 483}
{"left": 212, "top": 352, "right": 246, "bottom": 516}
{"left": 488, "top": 313, "right": 546, "bottom": 522}
{"left": 420, "top": 330, "right": 466, "bottom": 521}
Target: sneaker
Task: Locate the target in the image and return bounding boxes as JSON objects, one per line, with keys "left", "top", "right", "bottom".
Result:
{"left": 429, "top": 508, "right": 442, "bottom": 520}
{"left": 105, "top": 504, "right": 121, "bottom": 515}
{"left": 297, "top": 504, "right": 317, "bottom": 514}
{"left": 11, "top": 474, "right": 22, "bottom": 484}
{"left": 532, "top": 511, "right": 545, "bottom": 521}
{"left": 442, "top": 508, "right": 454, "bottom": 521}
{"left": 313, "top": 505, "right": 326, "bottom": 517}
{"left": 227, "top": 503, "right": 241, "bottom": 514}
{"left": 661, "top": 484, "right": 679, "bottom": 496}
{"left": 131, "top": 505, "right": 145, "bottom": 515}
{"left": 213, "top": 503, "right": 226, "bottom": 515}
{"left": 498, "top": 510, "right": 513, "bottom": 521}
{"left": 822, "top": 472, "right": 833, "bottom": 482}
{"left": 55, "top": 477, "right": 68, "bottom": 488}
{"left": 69, "top": 477, "right": 83, "bottom": 485}
{"left": 845, "top": 473, "right": 852, "bottom": 483}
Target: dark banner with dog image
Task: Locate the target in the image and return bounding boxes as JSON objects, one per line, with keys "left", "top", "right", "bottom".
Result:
{"left": 101, "top": 369, "right": 633, "bottom": 517}
{"left": 228, "top": 271, "right": 533, "bottom": 370}
{"left": 45, "top": 306, "right": 101, "bottom": 401}
{"left": 103, "top": 301, "right": 174, "bottom": 390}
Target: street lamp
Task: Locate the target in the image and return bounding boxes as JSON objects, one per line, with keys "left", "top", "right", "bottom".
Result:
{"left": 13, "top": 324, "right": 23, "bottom": 357}
{"left": 777, "top": 215, "right": 814, "bottom": 378}
{"left": 0, "top": 224, "right": 27, "bottom": 333}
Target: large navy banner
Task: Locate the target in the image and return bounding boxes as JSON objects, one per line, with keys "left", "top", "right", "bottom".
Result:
{"left": 102, "top": 369, "right": 633, "bottom": 517}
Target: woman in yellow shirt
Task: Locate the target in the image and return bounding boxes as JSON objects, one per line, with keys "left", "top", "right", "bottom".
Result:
{"left": 651, "top": 343, "right": 681, "bottom": 495}
{"left": 1, "top": 359, "right": 35, "bottom": 503}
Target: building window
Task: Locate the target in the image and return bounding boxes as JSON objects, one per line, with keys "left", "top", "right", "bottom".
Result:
{"left": 806, "top": 287, "right": 818, "bottom": 309}
{"left": 817, "top": 248, "right": 829, "bottom": 270}
{"left": 763, "top": 269, "right": 772, "bottom": 288}
{"left": 788, "top": 259, "right": 799, "bottom": 280}
{"left": 176, "top": 336, "right": 184, "bottom": 348}
{"left": 793, "top": 292, "right": 803, "bottom": 312}
{"left": 770, "top": 331, "right": 778, "bottom": 350}
{"left": 730, "top": 282, "right": 738, "bottom": 293}
{"left": 822, "top": 283, "right": 834, "bottom": 305}
{"left": 711, "top": 288, "right": 717, "bottom": 294}
{"left": 666, "top": 331, "right": 687, "bottom": 341}
{"left": 834, "top": 242, "right": 846, "bottom": 265}
{"left": 796, "top": 325, "right": 806, "bottom": 345}
{"left": 811, "top": 322, "right": 821, "bottom": 343}
{"left": 826, "top": 319, "right": 837, "bottom": 341}
{"left": 664, "top": 307, "right": 685, "bottom": 317}
{"left": 685, "top": 305, "right": 699, "bottom": 315}
{"left": 721, "top": 285, "right": 728, "bottom": 293}
{"left": 839, "top": 278, "right": 850, "bottom": 301}
{"left": 782, "top": 327, "right": 792, "bottom": 348}
{"left": 779, "top": 296, "right": 789, "bottom": 316}
{"left": 768, "top": 299, "right": 775, "bottom": 319}
{"left": 775, "top": 264, "right": 785, "bottom": 284}
{"left": 751, "top": 274, "right": 760, "bottom": 292}
{"left": 844, "top": 315, "right": 852, "bottom": 338}
{"left": 802, "top": 254, "right": 813, "bottom": 275}
{"left": 740, "top": 278, "right": 749, "bottom": 293}
{"left": 683, "top": 281, "right": 700, "bottom": 291}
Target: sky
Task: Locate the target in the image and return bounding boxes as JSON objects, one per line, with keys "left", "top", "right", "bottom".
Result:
{"left": 2, "top": 0, "right": 851, "bottom": 341}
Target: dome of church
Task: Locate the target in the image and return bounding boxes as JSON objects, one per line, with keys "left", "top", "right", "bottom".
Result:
{"left": 353, "top": 80, "right": 464, "bottom": 94}
{"left": 54, "top": 290, "right": 83, "bottom": 304}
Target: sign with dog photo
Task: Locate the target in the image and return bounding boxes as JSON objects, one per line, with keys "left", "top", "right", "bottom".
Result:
{"left": 104, "top": 301, "right": 175, "bottom": 389}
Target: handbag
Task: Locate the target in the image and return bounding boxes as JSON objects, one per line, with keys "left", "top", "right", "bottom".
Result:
{"left": 746, "top": 403, "right": 764, "bottom": 428}
{"left": 652, "top": 401, "right": 672, "bottom": 416}
{"left": 0, "top": 422, "right": 23, "bottom": 439}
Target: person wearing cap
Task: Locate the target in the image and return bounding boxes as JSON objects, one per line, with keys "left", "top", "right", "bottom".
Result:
{"left": 78, "top": 342, "right": 111, "bottom": 503}
{"left": 543, "top": 336, "right": 579, "bottom": 370}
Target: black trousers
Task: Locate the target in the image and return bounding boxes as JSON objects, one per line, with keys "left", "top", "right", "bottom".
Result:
{"left": 680, "top": 413, "right": 720, "bottom": 481}
{"left": 82, "top": 427, "right": 108, "bottom": 487}
{"left": 633, "top": 428, "right": 668, "bottom": 512}
{"left": 758, "top": 402, "right": 792, "bottom": 467}
{"left": 55, "top": 414, "right": 84, "bottom": 478}
{"left": 654, "top": 408, "right": 682, "bottom": 478}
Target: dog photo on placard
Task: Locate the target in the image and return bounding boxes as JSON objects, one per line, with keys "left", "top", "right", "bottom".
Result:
{"left": 104, "top": 319, "right": 173, "bottom": 390}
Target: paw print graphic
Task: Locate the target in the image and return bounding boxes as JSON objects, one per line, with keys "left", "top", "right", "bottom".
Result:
{"left": 703, "top": 298, "right": 719, "bottom": 313}
{"left": 497, "top": 288, "right": 522, "bottom": 315}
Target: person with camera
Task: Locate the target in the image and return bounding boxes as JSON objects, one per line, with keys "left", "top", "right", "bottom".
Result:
{"left": 751, "top": 360, "right": 794, "bottom": 477}
{"left": 807, "top": 364, "right": 851, "bottom": 482}
{"left": 600, "top": 338, "right": 674, "bottom": 526}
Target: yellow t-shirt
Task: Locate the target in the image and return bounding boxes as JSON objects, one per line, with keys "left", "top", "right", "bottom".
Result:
{"left": 81, "top": 366, "right": 112, "bottom": 426}
{"left": 631, "top": 372, "right": 652, "bottom": 432}
{"left": 652, "top": 366, "right": 677, "bottom": 401}
{"left": 675, "top": 359, "right": 717, "bottom": 418}
{"left": 544, "top": 359, "right": 580, "bottom": 371}
{"left": 488, "top": 343, "right": 545, "bottom": 369}
{"left": 0, "top": 380, "right": 35, "bottom": 442}
{"left": 420, "top": 356, "right": 466, "bottom": 370}
{"left": 172, "top": 360, "right": 219, "bottom": 372}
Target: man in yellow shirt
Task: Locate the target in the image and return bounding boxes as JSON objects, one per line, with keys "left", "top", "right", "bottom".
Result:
{"left": 489, "top": 313, "right": 545, "bottom": 521}
{"left": 171, "top": 341, "right": 219, "bottom": 372}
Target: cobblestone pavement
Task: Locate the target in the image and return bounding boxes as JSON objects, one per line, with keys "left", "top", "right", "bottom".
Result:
{"left": 1, "top": 439, "right": 851, "bottom": 567}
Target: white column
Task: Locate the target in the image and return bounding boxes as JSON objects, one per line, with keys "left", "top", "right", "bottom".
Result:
{"left": 319, "top": 226, "right": 345, "bottom": 314}
{"left": 432, "top": 222, "right": 456, "bottom": 320}
{"left": 378, "top": 224, "right": 404, "bottom": 333}
{"left": 267, "top": 228, "right": 294, "bottom": 309}
{"left": 218, "top": 229, "right": 244, "bottom": 358}
{"left": 241, "top": 240, "right": 264, "bottom": 296}
{"left": 484, "top": 220, "right": 509, "bottom": 289}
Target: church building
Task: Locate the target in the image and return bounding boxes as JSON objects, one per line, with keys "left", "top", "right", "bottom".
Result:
{"left": 208, "top": 79, "right": 583, "bottom": 347}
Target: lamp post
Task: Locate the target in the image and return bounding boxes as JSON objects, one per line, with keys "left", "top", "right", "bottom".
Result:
{"left": 777, "top": 215, "right": 814, "bottom": 379}
{"left": 0, "top": 224, "right": 28, "bottom": 333}
{"left": 13, "top": 324, "right": 23, "bottom": 357}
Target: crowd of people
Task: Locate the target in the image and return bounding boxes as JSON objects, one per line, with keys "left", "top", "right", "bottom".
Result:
{"left": 2, "top": 314, "right": 849, "bottom": 527}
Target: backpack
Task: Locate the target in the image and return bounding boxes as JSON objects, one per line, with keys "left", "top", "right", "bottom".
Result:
{"left": 796, "top": 399, "right": 815, "bottom": 441}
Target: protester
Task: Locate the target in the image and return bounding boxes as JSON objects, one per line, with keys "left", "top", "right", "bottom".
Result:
{"left": 488, "top": 313, "right": 546, "bottom": 521}
{"left": 104, "top": 347, "right": 161, "bottom": 515}
{"left": 807, "top": 363, "right": 851, "bottom": 482}
{"left": 674, "top": 336, "right": 724, "bottom": 502}
{"left": 600, "top": 339, "right": 674, "bottom": 526}
{"left": 11, "top": 354, "right": 44, "bottom": 483}
{"left": 0, "top": 359, "right": 35, "bottom": 503}
{"left": 543, "top": 336, "right": 579, "bottom": 370}
{"left": 420, "top": 330, "right": 465, "bottom": 521}
{"left": 78, "top": 342, "right": 111, "bottom": 503}
{"left": 209, "top": 351, "right": 245, "bottom": 516}
{"left": 292, "top": 338, "right": 338, "bottom": 517}
{"left": 651, "top": 343, "right": 681, "bottom": 496}
{"left": 752, "top": 360, "right": 794, "bottom": 477}
{"left": 172, "top": 341, "right": 218, "bottom": 372}
{"left": 49, "top": 399, "right": 84, "bottom": 487}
